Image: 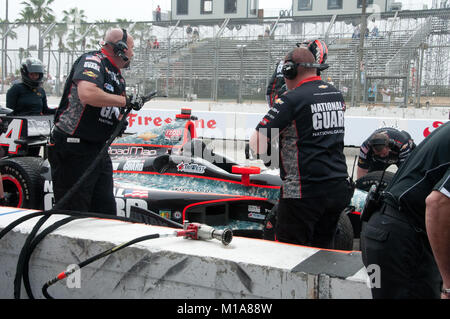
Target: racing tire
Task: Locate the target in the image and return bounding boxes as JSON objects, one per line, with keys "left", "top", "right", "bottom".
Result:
{"left": 0, "top": 157, "right": 45, "bottom": 209}
{"left": 331, "top": 210, "right": 354, "bottom": 251}
{"left": 355, "top": 171, "right": 395, "bottom": 192}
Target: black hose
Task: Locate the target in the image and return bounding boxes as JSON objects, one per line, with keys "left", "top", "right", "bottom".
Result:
{"left": 13, "top": 214, "right": 50, "bottom": 299}
{"left": 7, "top": 209, "right": 143, "bottom": 299}
{"left": 42, "top": 233, "right": 162, "bottom": 299}
{"left": 22, "top": 216, "right": 80, "bottom": 299}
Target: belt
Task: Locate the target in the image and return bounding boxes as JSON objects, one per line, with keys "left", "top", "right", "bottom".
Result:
{"left": 51, "top": 126, "right": 99, "bottom": 145}
{"left": 382, "top": 202, "right": 408, "bottom": 222}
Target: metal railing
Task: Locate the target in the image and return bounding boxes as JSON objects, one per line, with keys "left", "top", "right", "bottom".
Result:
{"left": 1, "top": 10, "right": 449, "bottom": 108}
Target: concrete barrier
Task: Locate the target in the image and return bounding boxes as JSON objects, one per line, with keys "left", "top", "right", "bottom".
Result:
{"left": 0, "top": 207, "right": 372, "bottom": 299}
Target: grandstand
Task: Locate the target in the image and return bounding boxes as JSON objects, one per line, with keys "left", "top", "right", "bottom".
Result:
{"left": 1, "top": 3, "right": 449, "bottom": 107}
{"left": 120, "top": 6, "right": 450, "bottom": 107}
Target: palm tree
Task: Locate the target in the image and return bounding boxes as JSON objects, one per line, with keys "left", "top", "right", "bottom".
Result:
{"left": 15, "top": 6, "right": 34, "bottom": 56}
{"left": 133, "top": 22, "right": 153, "bottom": 49}
{"left": 21, "top": 0, "right": 55, "bottom": 61}
{"left": 95, "top": 19, "right": 113, "bottom": 39}
{"left": 53, "top": 22, "right": 68, "bottom": 96}
{"left": 115, "top": 19, "right": 132, "bottom": 30}
{"left": 62, "top": 8, "right": 87, "bottom": 55}
{"left": 43, "top": 14, "right": 56, "bottom": 79}
{"left": 1, "top": 18, "right": 18, "bottom": 82}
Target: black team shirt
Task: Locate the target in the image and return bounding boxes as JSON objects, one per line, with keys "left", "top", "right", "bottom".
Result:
{"left": 256, "top": 76, "right": 348, "bottom": 199}
{"left": 54, "top": 50, "right": 126, "bottom": 143}
{"left": 384, "top": 121, "right": 450, "bottom": 231}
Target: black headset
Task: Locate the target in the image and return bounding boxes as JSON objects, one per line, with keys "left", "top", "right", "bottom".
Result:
{"left": 107, "top": 29, "right": 129, "bottom": 62}
{"left": 282, "top": 50, "right": 327, "bottom": 80}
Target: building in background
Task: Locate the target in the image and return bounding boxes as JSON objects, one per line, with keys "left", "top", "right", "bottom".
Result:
{"left": 171, "top": 0, "right": 259, "bottom": 21}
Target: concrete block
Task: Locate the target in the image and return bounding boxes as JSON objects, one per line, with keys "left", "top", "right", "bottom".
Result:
{"left": 0, "top": 208, "right": 371, "bottom": 299}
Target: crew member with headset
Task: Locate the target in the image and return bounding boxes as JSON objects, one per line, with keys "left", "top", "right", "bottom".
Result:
{"left": 361, "top": 121, "right": 449, "bottom": 299}
{"left": 6, "top": 58, "right": 55, "bottom": 116}
{"left": 265, "top": 39, "right": 329, "bottom": 108}
{"left": 357, "top": 127, "right": 416, "bottom": 179}
{"left": 49, "top": 28, "right": 145, "bottom": 215}
{"left": 250, "top": 45, "right": 352, "bottom": 248}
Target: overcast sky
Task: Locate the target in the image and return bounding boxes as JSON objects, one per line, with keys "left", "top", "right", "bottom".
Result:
{"left": 1, "top": 0, "right": 434, "bottom": 22}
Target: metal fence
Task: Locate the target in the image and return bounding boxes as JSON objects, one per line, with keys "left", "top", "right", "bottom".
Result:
{"left": 1, "top": 9, "right": 450, "bottom": 108}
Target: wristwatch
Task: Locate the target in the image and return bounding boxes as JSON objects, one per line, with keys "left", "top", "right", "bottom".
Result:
{"left": 442, "top": 287, "right": 450, "bottom": 295}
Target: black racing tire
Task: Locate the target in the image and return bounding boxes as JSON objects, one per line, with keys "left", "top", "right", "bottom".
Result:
{"left": 0, "top": 157, "right": 44, "bottom": 209}
{"left": 331, "top": 211, "right": 354, "bottom": 251}
{"left": 355, "top": 171, "right": 395, "bottom": 192}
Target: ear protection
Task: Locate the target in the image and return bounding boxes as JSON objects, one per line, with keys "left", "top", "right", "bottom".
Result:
{"left": 108, "top": 29, "right": 129, "bottom": 61}
{"left": 282, "top": 50, "right": 324, "bottom": 80}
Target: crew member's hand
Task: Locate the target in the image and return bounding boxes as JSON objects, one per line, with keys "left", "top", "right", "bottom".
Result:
{"left": 126, "top": 94, "right": 145, "bottom": 111}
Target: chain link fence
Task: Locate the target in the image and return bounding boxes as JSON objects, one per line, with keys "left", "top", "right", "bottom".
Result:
{"left": 1, "top": 9, "right": 450, "bottom": 108}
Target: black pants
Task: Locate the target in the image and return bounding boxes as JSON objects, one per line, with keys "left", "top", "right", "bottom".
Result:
{"left": 48, "top": 130, "right": 116, "bottom": 215}
{"left": 275, "top": 180, "right": 352, "bottom": 248}
{"left": 361, "top": 203, "right": 442, "bottom": 299}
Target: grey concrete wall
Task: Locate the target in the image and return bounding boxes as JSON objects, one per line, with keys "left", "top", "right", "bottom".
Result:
{"left": 0, "top": 209, "right": 372, "bottom": 299}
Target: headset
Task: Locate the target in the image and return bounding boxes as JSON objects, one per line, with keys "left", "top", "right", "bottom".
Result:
{"left": 282, "top": 50, "right": 329, "bottom": 80}
{"left": 107, "top": 28, "right": 129, "bottom": 62}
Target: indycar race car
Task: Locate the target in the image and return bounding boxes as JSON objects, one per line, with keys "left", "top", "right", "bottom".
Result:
{"left": 0, "top": 107, "right": 381, "bottom": 250}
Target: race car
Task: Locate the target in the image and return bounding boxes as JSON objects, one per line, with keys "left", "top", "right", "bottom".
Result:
{"left": 0, "top": 107, "right": 379, "bottom": 250}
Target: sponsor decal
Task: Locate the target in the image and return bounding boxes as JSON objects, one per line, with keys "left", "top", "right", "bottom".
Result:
{"left": 248, "top": 212, "right": 266, "bottom": 220}
{"left": 123, "top": 160, "right": 145, "bottom": 171}
{"left": 423, "top": 121, "right": 444, "bottom": 138}
{"left": 124, "top": 189, "right": 148, "bottom": 198}
{"left": 137, "top": 132, "right": 158, "bottom": 141}
{"left": 311, "top": 101, "right": 345, "bottom": 135}
{"left": 259, "top": 118, "right": 270, "bottom": 126}
{"left": 84, "top": 61, "right": 100, "bottom": 72}
{"left": 82, "top": 70, "right": 98, "bottom": 78}
{"left": 176, "top": 161, "right": 206, "bottom": 174}
{"left": 108, "top": 146, "right": 158, "bottom": 157}
{"left": 106, "top": 68, "right": 121, "bottom": 85}
{"left": 159, "top": 210, "right": 171, "bottom": 219}
{"left": 174, "top": 211, "right": 182, "bottom": 220}
{"left": 86, "top": 55, "right": 101, "bottom": 63}
{"left": 274, "top": 98, "right": 284, "bottom": 105}
{"left": 319, "top": 85, "right": 328, "bottom": 89}
{"left": 248, "top": 205, "right": 260, "bottom": 213}
{"left": 104, "top": 83, "right": 114, "bottom": 92}
{"left": 164, "top": 129, "right": 183, "bottom": 140}
{"left": 44, "top": 183, "right": 149, "bottom": 218}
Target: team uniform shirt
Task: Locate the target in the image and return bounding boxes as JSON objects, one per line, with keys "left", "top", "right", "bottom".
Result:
{"left": 384, "top": 121, "right": 450, "bottom": 230}
{"left": 358, "top": 127, "right": 415, "bottom": 170}
{"left": 55, "top": 50, "right": 126, "bottom": 143}
{"left": 266, "top": 60, "right": 286, "bottom": 107}
{"left": 256, "top": 76, "right": 348, "bottom": 199}
{"left": 6, "top": 82, "right": 54, "bottom": 115}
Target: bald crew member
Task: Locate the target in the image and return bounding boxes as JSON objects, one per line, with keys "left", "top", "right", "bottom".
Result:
{"left": 49, "top": 28, "right": 144, "bottom": 214}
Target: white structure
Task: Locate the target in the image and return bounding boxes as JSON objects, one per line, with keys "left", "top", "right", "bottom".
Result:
{"left": 292, "top": 0, "right": 399, "bottom": 17}
{"left": 171, "top": 0, "right": 259, "bottom": 21}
